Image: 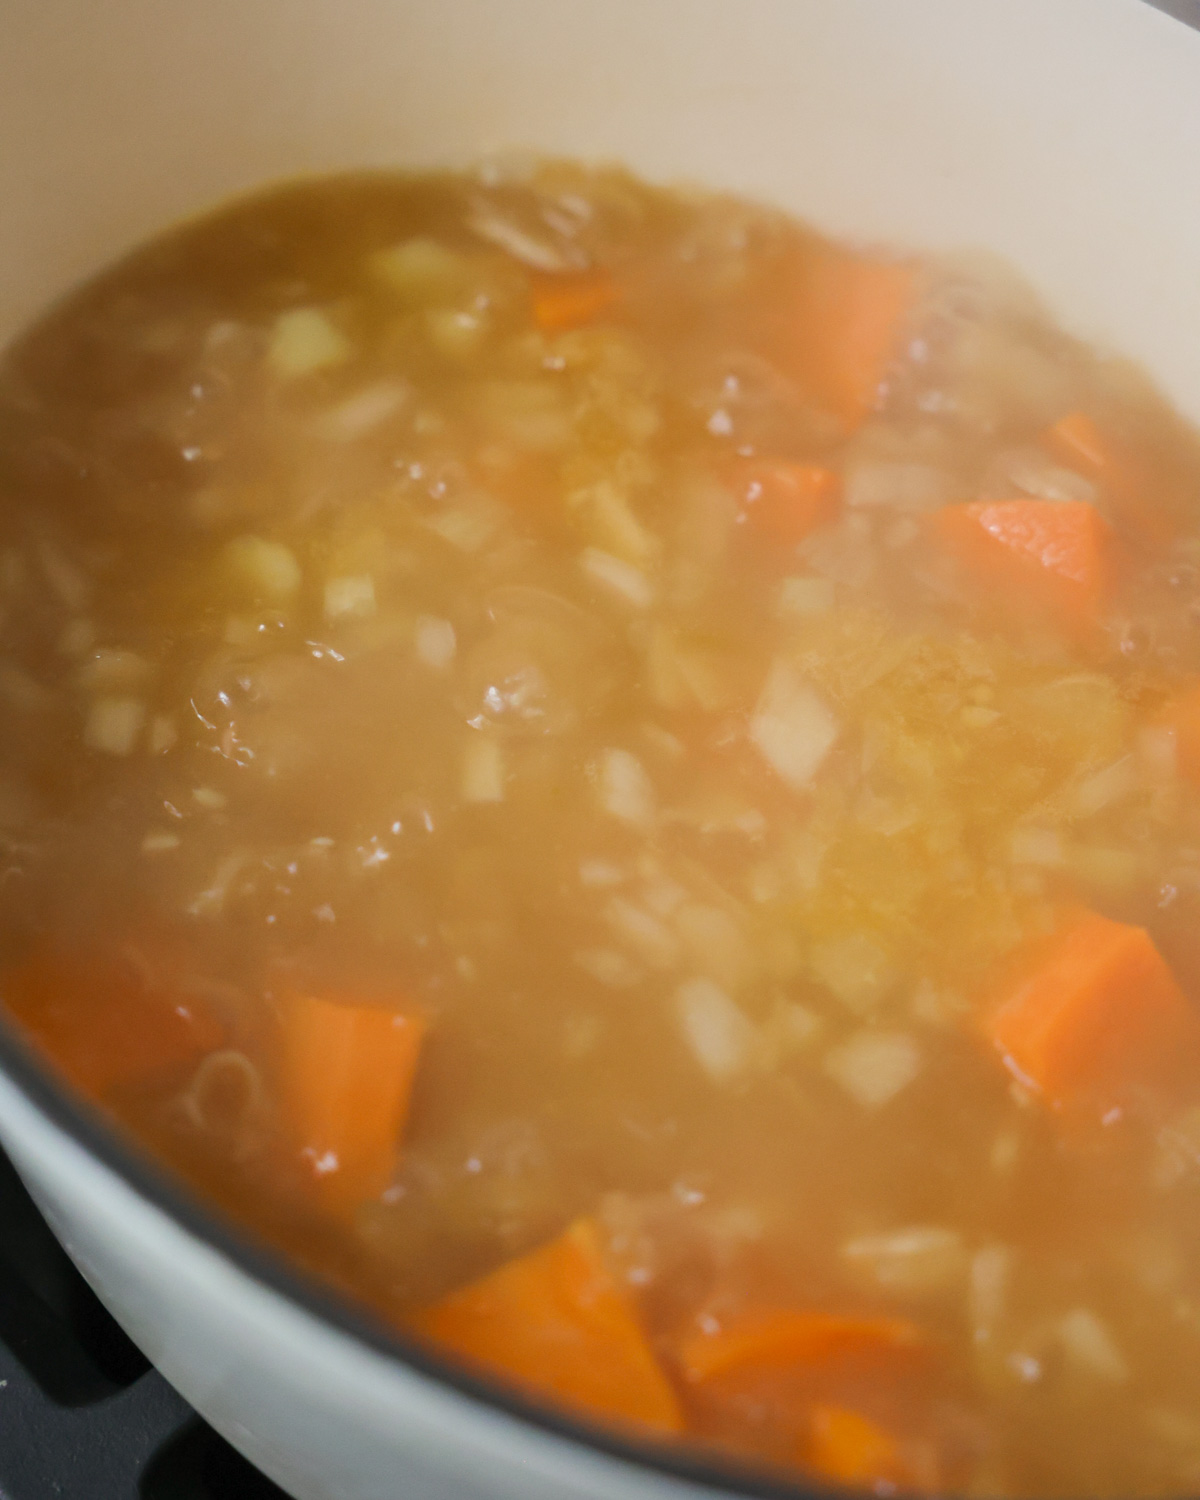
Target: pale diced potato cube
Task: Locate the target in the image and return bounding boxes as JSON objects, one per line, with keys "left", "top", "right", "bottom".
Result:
{"left": 225, "top": 535, "right": 302, "bottom": 603}
{"left": 369, "top": 238, "right": 467, "bottom": 300}
{"left": 750, "top": 661, "right": 839, "bottom": 791}
{"left": 414, "top": 615, "right": 457, "bottom": 671}
{"left": 825, "top": 1030, "right": 921, "bottom": 1108}
{"left": 83, "top": 696, "right": 146, "bottom": 756}
{"left": 676, "top": 977, "right": 757, "bottom": 1083}
{"left": 267, "top": 308, "right": 351, "bottom": 378}
{"left": 593, "top": 747, "right": 655, "bottom": 826}
{"left": 461, "top": 736, "right": 505, "bottom": 803}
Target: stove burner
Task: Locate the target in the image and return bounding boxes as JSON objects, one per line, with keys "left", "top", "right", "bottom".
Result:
{"left": 0, "top": 1149, "right": 288, "bottom": 1500}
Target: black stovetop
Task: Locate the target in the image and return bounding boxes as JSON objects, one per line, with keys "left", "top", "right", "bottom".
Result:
{"left": 0, "top": 1147, "right": 288, "bottom": 1500}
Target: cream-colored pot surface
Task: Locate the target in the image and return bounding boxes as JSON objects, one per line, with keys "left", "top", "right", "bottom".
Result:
{"left": 1, "top": 3, "right": 1200, "bottom": 1497}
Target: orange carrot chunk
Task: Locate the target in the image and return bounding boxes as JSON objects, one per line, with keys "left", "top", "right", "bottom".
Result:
{"left": 1154, "top": 683, "right": 1200, "bottom": 789}
{"left": 1043, "top": 411, "right": 1181, "bottom": 548}
{"left": 678, "top": 1308, "right": 924, "bottom": 1387}
{"left": 279, "top": 992, "right": 424, "bottom": 1206}
{"left": 729, "top": 460, "right": 841, "bottom": 545}
{"left": 985, "top": 912, "right": 1200, "bottom": 1118}
{"left": 789, "top": 247, "right": 916, "bottom": 429}
{"left": 2, "top": 945, "right": 224, "bottom": 1098}
{"left": 934, "top": 498, "right": 1112, "bottom": 633}
{"left": 419, "top": 1217, "right": 684, "bottom": 1434}
{"left": 531, "top": 269, "right": 619, "bottom": 332}
{"left": 806, "top": 1403, "right": 905, "bottom": 1488}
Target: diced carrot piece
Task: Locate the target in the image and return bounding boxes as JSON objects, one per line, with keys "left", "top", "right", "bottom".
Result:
{"left": 985, "top": 911, "right": 1200, "bottom": 1118}
{"left": 278, "top": 992, "right": 424, "bottom": 1207}
{"left": 678, "top": 1309, "right": 924, "bottom": 1387}
{"left": 1156, "top": 683, "right": 1200, "bottom": 787}
{"left": 2, "top": 944, "right": 225, "bottom": 1098}
{"left": 1043, "top": 412, "right": 1181, "bottom": 548}
{"left": 418, "top": 1217, "right": 683, "bottom": 1434}
{"left": 934, "top": 499, "right": 1112, "bottom": 634}
{"left": 531, "top": 269, "right": 619, "bottom": 333}
{"left": 806, "top": 1404, "right": 905, "bottom": 1487}
{"left": 729, "top": 460, "right": 841, "bottom": 545}
{"left": 789, "top": 247, "right": 916, "bottom": 429}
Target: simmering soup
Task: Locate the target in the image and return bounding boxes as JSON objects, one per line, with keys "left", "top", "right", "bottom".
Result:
{"left": 4, "top": 162, "right": 1200, "bottom": 1497}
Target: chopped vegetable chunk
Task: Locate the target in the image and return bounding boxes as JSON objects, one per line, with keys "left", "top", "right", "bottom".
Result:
{"left": 806, "top": 1404, "right": 905, "bottom": 1488}
{"left": 934, "top": 499, "right": 1112, "bottom": 633}
{"left": 279, "top": 993, "right": 424, "bottom": 1205}
{"left": 3, "top": 946, "right": 224, "bottom": 1096}
{"left": 984, "top": 913, "right": 1200, "bottom": 1119}
{"left": 678, "top": 1309, "right": 924, "bottom": 1386}
{"left": 418, "top": 1218, "right": 683, "bottom": 1433}
{"left": 787, "top": 246, "right": 916, "bottom": 428}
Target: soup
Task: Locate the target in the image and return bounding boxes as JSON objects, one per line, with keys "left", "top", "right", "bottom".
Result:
{"left": 3, "top": 161, "right": 1200, "bottom": 1497}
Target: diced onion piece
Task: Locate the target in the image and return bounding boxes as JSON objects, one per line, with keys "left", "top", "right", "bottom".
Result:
{"left": 572, "top": 480, "right": 660, "bottom": 567}
{"left": 844, "top": 461, "right": 951, "bottom": 512}
{"left": 580, "top": 548, "right": 654, "bottom": 609}
{"left": 414, "top": 615, "right": 457, "bottom": 671}
{"left": 141, "top": 830, "right": 181, "bottom": 854}
{"left": 675, "top": 977, "right": 757, "bottom": 1083}
{"left": 1058, "top": 1308, "right": 1128, "bottom": 1383}
{"left": 1010, "top": 826, "right": 1064, "bottom": 867}
{"left": 811, "top": 933, "right": 896, "bottom": 1012}
{"left": 83, "top": 696, "right": 146, "bottom": 756}
{"left": 750, "top": 661, "right": 838, "bottom": 791}
{"left": 1072, "top": 755, "right": 1138, "bottom": 818}
{"left": 466, "top": 208, "right": 573, "bottom": 271}
{"left": 604, "top": 897, "right": 680, "bottom": 970}
{"left": 225, "top": 535, "right": 302, "bottom": 603}
{"left": 825, "top": 1030, "right": 921, "bottom": 1108}
{"left": 317, "top": 382, "right": 408, "bottom": 441}
{"left": 843, "top": 1226, "right": 966, "bottom": 1294}
{"left": 778, "top": 576, "right": 835, "bottom": 616}
{"left": 267, "top": 308, "right": 351, "bottom": 378}
{"left": 425, "top": 502, "right": 502, "bottom": 553}
{"left": 324, "top": 574, "right": 377, "bottom": 621}
{"left": 461, "top": 736, "right": 505, "bottom": 803}
{"left": 593, "top": 748, "right": 655, "bottom": 826}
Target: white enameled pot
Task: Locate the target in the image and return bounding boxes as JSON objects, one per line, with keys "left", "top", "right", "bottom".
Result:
{"left": 1, "top": 3, "right": 1200, "bottom": 1497}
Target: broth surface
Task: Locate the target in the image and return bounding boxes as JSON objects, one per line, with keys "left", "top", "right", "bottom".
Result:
{"left": 4, "top": 163, "right": 1200, "bottom": 1496}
